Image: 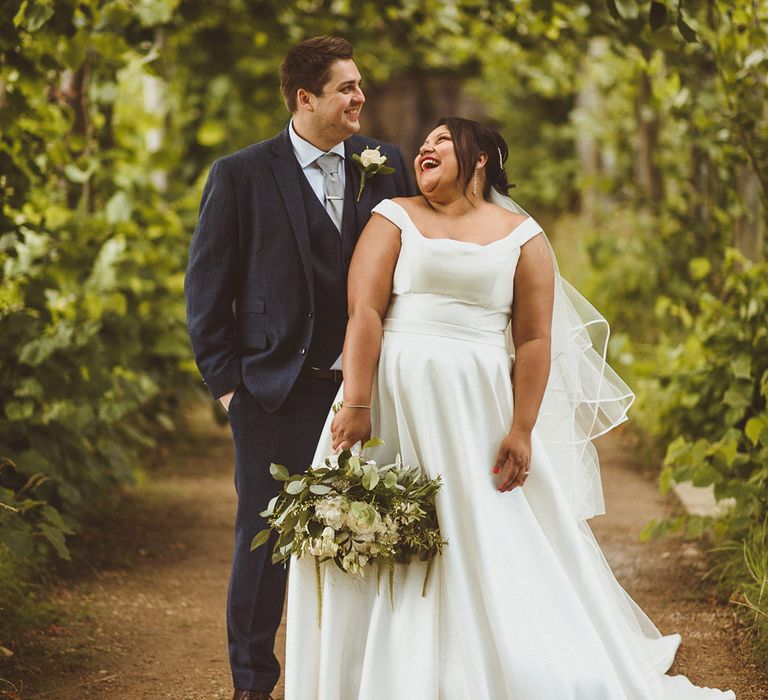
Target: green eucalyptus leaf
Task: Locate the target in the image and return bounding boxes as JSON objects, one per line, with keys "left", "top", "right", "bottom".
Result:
{"left": 270, "top": 463, "right": 290, "bottom": 481}
{"left": 286, "top": 479, "right": 307, "bottom": 495}
{"left": 260, "top": 495, "right": 279, "bottom": 518}
{"left": 362, "top": 466, "right": 380, "bottom": 490}
{"left": 250, "top": 528, "right": 272, "bottom": 551}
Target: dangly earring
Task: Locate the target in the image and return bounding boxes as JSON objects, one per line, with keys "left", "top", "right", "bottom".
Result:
{"left": 473, "top": 170, "right": 478, "bottom": 196}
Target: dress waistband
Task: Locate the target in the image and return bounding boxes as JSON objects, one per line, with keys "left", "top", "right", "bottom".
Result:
{"left": 382, "top": 318, "right": 507, "bottom": 348}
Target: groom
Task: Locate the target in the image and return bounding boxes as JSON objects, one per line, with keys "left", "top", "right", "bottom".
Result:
{"left": 184, "top": 36, "right": 414, "bottom": 700}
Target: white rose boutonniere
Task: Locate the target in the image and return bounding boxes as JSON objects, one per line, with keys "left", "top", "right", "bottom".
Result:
{"left": 352, "top": 146, "right": 396, "bottom": 202}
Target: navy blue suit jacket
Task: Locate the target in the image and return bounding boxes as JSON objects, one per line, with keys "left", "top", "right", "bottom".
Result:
{"left": 184, "top": 127, "right": 415, "bottom": 412}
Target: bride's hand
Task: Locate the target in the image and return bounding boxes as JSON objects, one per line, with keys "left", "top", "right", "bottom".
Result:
{"left": 492, "top": 427, "right": 532, "bottom": 492}
{"left": 330, "top": 406, "right": 372, "bottom": 452}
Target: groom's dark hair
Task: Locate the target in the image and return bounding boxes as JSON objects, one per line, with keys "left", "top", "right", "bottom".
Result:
{"left": 280, "top": 36, "right": 354, "bottom": 112}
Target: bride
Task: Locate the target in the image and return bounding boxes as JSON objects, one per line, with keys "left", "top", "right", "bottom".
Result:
{"left": 283, "top": 117, "right": 736, "bottom": 699}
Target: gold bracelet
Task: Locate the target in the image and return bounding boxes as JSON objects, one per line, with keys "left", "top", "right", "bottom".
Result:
{"left": 344, "top": 403, "right": 371, "bottom": 409}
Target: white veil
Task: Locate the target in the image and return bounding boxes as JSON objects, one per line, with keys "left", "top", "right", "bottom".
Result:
{"left": 492, "top": 191, "right": 635, "bottom": 523}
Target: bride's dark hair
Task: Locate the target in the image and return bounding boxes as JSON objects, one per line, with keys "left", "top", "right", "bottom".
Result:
{"left": 436, "top": 117, "right": 514, "bottom": 200}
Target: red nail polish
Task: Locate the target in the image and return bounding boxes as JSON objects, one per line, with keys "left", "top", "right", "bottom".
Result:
{"left": 492, "top": 466, "right": 500, "bottom": 474}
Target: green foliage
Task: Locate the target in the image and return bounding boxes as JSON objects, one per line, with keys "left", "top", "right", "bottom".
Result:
{"left": 652, "top": 252, "right": 768, "bottom": 530}
{"left": 1, "top": 0, "right": 198, "bottom": 565}
{"left": 0, "top": 458, "right": 74, "bottom": 561}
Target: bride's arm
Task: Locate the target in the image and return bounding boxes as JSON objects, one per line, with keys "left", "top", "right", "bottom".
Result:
{"left": 331, "top": 213, "right": 402, "bottom": 451}
{"left": 494, "top": 234, "right": 555, "bottom": 491}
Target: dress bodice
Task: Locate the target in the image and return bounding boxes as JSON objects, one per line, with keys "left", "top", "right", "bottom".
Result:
{"left": 371, "top": 199, "right": 544, "bottom": 337}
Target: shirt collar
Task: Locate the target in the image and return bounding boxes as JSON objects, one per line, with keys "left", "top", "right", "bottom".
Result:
{"left": 289, "top": 119, "right": 346, "bottom": 168}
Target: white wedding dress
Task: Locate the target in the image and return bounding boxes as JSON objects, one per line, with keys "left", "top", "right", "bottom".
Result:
{"left": 284, "top": 199, "right": 735, "bottom": 699}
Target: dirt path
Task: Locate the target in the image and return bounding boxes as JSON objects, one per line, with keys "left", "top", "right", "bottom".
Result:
{"left": 3, "top": 408, "right": 766, "bottom": 699}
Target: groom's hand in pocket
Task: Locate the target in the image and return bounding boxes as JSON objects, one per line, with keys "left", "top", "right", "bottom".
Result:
{"left": 218, "top": 387, "right": 237, "bottom": 412}
{"left": 331, "top": 406, "right": 371, "bottom": 451}
{"left": 493, "top": 427, "right": 532, "bottom": 492}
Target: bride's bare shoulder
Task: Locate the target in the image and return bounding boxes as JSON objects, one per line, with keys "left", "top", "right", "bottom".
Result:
{"left": 487, "top": 202, "right": 529, "bottom": 228}
{"left": 390, "top": 196, "right": 424, "bottom": 216}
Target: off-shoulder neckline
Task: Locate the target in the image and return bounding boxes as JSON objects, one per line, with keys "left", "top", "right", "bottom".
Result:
{"left": 382, "top": 199, "right": 538, "bottom": 249}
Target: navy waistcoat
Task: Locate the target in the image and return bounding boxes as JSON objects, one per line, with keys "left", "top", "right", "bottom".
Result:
{"left": 297, "top": 169, "right": 350, "bottom": 368}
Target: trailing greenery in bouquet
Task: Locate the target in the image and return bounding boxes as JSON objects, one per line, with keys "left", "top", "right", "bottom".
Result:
{"left": 250, "top": 439, "right": 446, "bottom": 622}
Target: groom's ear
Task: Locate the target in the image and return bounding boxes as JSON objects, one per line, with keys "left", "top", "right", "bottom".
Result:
{"left": 296, "top": 88, "right": 315, "bottom": 113}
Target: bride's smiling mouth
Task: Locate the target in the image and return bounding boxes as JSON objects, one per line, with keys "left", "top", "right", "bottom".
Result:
{"left": 420, "top": 156, "right": 440, "bottom": 171}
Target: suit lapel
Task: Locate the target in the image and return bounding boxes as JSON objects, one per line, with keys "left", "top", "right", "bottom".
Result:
{"left": 271, "top": 128, "right": 314, "bottom": 307}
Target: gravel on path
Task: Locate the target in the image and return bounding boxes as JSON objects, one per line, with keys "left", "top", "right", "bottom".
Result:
{"left": 3, "top": 409, "right": 764, "bottom": 699}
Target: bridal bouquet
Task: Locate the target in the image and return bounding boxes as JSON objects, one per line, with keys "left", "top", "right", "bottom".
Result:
{"left": 251, "top": 440, "right": 446, "bottom": 619}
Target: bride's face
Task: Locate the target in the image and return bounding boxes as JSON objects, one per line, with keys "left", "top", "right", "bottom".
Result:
{"left": 414, "top": 126, "right": 460, "bottom": 196}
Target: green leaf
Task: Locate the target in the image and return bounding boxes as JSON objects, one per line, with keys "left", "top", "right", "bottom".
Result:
{"left": 106, "top": 191, "right": 133, "bottom": 224}
{"left": 250, "top": 528, "right": 272, "bottom": 551}
{"left": 615, "top": 0, "right": 640, "bottom": 20}
{"left": 362, "top": 466, "right": 380, "bottom": 490}
{"left": 730, "top": 355, "right": 752, "bottom": 380}
{"left": 677, "top": 13, "right": 697, "bottom": 42}
{"left": 383, "top": 471, "right": 398, "bottom": 489}
{"left": 745, "top": 417, "right": 767, "bottom": 447}
{"left": 259, "top": 495, "right": 279, "bottom": 518}
{"left": 23, "top": 2, "right": 54, "bottom": 32}
{"left": 64, "top": 163, "right": 95, "bottom": 184}
{"left": 196, "top": 121, "right": 226, "bottom": 147}
{"left": 363, "top": 438, "right": 384, "bottom": 450}
{"left": 309, "top": 484, "right": 332, "bottom": 495}
{"left": 285, "top": 479, "right": 306, "bottom": 495}
{"left": 723, "top": 384, "right": 752, "bottom": 411}
{"left": 692, "top": 463, "right": 719, "bottom": 487}
{"left": 688, "top": 257, "right": 711, "bottom": 280}
{"left": 39, "top": 523, "right": 70, "bottom": 560}
{"left": 270, "top": 463, "right": 290, "bottom": 481}
{"left": 5, "top": 400, "right": 35, "bottom": 421}
{"left": 659, "top": 466, "right": 673, "bottom": 494}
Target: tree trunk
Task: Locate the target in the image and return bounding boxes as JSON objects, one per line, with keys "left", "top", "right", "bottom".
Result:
{"left": 635, "top": 66, "right": 663, "bottom": 212}
{"left": 734, "top": 165, "right": 764, "bottom": 261}
{"left": 574, "top": 38, "right": 608, "bottom": 222}
{"left": 61, "top": 59, "right": 92, "bottom": 211}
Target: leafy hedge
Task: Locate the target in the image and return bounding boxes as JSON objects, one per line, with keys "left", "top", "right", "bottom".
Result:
{"left": 0, "top": 0, "right": 197, "bottom": 573}
{"left": 646, "top": 252, "right": 768, "bottom": 540}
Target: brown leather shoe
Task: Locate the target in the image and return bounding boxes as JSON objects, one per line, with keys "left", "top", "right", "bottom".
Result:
{"left": 232, "top": 691, "right": 274, "bottom": 700}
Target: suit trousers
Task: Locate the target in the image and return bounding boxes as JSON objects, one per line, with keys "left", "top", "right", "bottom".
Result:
{"left": 226, "top": 374, "right": 340, "bottom": 691}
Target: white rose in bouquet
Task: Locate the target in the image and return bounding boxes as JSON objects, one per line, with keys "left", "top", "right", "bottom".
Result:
{"left": 346, "top": 501, "right": 382, "bottom": 536}
{"left": 315, "top": 495, "right": 349, "bottom": 530}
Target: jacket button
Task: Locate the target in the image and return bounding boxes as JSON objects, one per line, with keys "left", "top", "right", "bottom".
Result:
{"left": 307, "top": 311, "right": 313, "bottom": 318}
{"left": 299, "top": 347, "right": 306, "bottom": 355}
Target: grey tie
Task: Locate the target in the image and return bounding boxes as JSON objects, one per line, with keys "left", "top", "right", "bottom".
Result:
{"left": 315, "top": 153, "right": 344, "bottom": 232}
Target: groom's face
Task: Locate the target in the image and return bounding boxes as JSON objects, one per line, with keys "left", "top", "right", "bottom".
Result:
{"left": 310, "top": 59, "right": 365, "bottom": 142}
